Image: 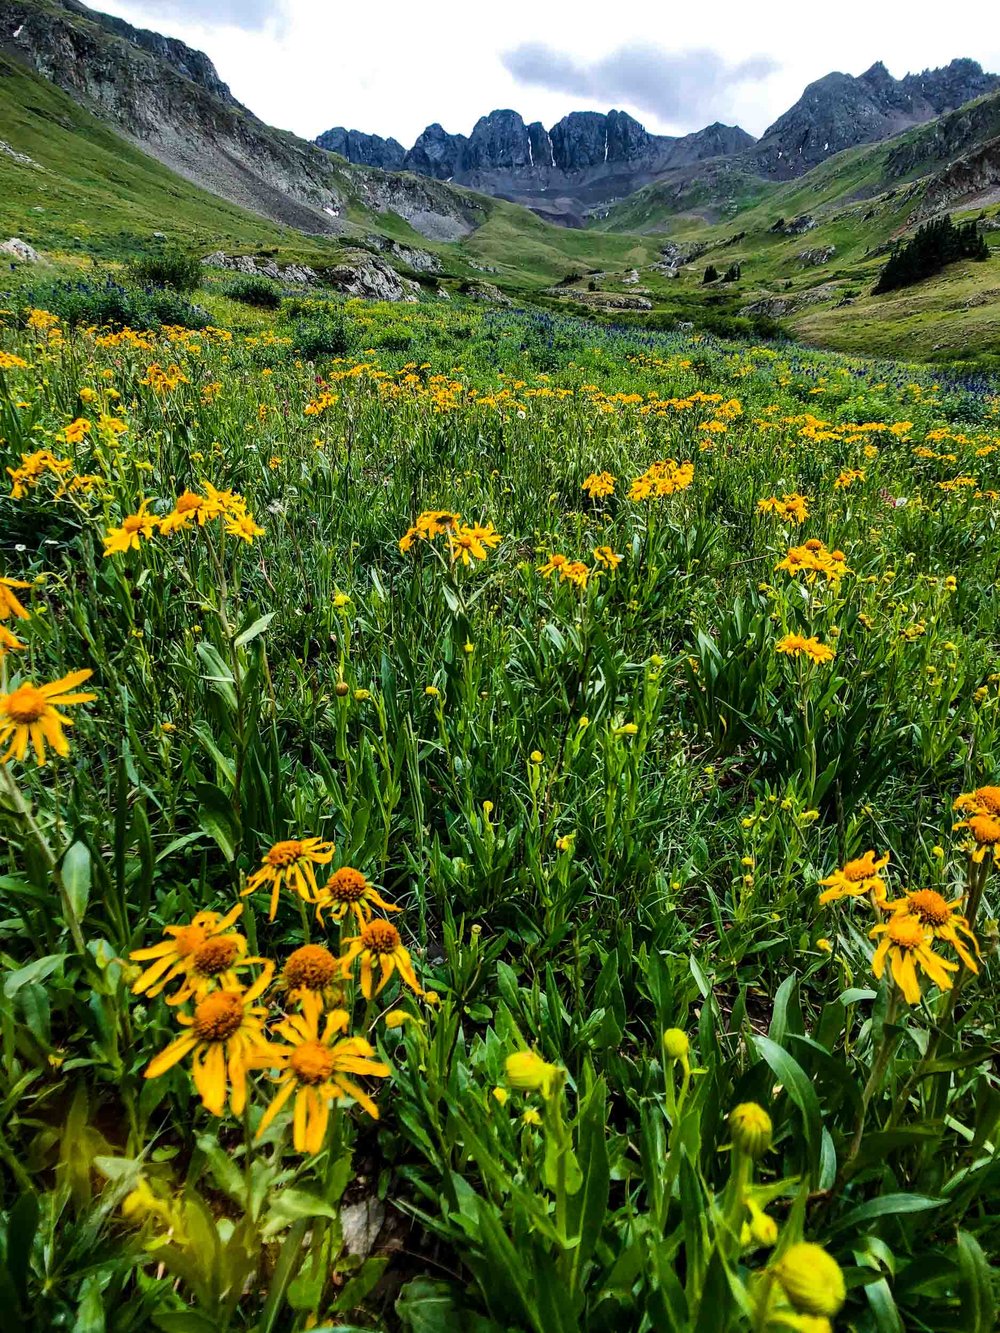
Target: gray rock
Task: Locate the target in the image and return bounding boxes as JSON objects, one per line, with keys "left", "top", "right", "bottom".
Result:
{"left": 323, "top": 256, "right": 420, "bottom": 302}
{"left": 0, "top": 139, "right": 38, "bottom": 168}
{"left": 201, "top": 251, "right": 317, "bottom": 284}
{"left": 798, "top": 245, "right": 836, "bottom": 266}
{"left": 464, "top": 281, "right": 511, "bottom": 305}
{"left": 1, "top": 237, "right": 41, "bottom": 263}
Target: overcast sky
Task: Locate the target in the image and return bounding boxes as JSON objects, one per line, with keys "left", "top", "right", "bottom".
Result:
{"left": 93, "top": 0, "right": 1000, "bottom": 145}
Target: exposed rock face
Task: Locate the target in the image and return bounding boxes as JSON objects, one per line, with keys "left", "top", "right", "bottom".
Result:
{"left": 365, "top": 236, "right": 442, "bottom": 272}
{"left": 201, "top": 252, "right": 317, "bottom": 284}
{"left": 798, "top": 246, "right": 836, "bottom": 266}
{"left": 404, "top": 123, "right": 466, "bottom": 180}
{"left": 752, "top": 59, "right": 1000, "bottom": 179}
{"left": 323, "top": 255, "right": 420, "bottom": 302}
{"left": 1, "top": 237, "right": 42, "bottom": 263}
{"left": 0, "top": 0, "right": 487, "bottom": 243}
{"left": 317, "top": 106, "right": 754, "bottom": 225}
{"left": 316, "top": 127, "right": 405, "bottom": 170}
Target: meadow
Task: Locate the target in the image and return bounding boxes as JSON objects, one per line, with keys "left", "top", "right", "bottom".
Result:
{"left": 0, "top": 287, "right": 998, "bottom": 1332}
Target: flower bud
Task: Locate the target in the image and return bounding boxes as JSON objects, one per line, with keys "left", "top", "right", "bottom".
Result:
{"left": 662, "top": 1028, "right": 690, "bottom": 1061}
{"left": 772, "top": 1242, "right": 846, "bottom": 1317}
{"left": 728, "top": 1102, "right": 772, "bottom": 1159}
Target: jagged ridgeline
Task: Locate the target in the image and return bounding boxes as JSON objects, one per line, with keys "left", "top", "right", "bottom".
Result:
{"left": 317, "top": 59, "right": 999, "bottom": 226}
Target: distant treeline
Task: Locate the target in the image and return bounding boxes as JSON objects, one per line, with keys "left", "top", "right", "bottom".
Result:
{"left": 874, "top": 215, "right": 990, "bottom": 294}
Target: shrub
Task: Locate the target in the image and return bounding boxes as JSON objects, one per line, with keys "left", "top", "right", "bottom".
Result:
{"left": 291, "top": 310, "right": 353, "bottom": 359}
{"left": 703, "top": 264, "right": 719, "bottom": 284}
{"left": 126, "top": 248, "right": 203, "bottom": 293}
{"left": 224, "top": 275, "right": 283, "bottom": 309}
{"left": 12, "top": 278, "right": 205, "bottom": 329}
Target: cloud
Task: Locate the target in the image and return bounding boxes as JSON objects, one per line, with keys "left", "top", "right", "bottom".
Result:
{"left": 501, "top": 43, "right": 779, "bottom": 127}
{"left": 122, "top": 0, "right": 286, "bottom": 32}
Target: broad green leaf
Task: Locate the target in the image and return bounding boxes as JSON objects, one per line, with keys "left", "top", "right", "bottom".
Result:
{"left": 61, "top": 841, "right": 91, "bottom": 925}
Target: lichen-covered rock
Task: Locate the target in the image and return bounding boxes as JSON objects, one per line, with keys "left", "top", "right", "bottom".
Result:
{"left": 1, "top": 237, "right": 42, "bottom": 263}
{"left": 201, "top": 252, "right": 317, "bottom": 284}
{"left": 323, "top": 256, "right": 420, "bottom": 302}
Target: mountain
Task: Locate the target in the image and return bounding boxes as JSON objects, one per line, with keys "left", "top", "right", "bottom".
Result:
{"left": 0, "top": 0, "right": 494, "bottom": 241}
{"left": 317, "top": 107, "right": 755, "bottom": 226}
{"left": 318, "top": 59, "right": 998, "bottom": 225}
{"left": 751, "top": 59, "right": 1000, "bottom": 179}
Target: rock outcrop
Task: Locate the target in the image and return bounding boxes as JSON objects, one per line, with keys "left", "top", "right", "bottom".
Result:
{"left": 316, "top": 127, "right": 405, "bottom": 170}
{"left": 751, "top": 59, "right": 1000, "bottom": 179}
{"left": 1, "top": 237, "right": 42, "bottom": 263}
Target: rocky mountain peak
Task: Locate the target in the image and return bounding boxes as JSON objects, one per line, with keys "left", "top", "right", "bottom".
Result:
{"left": 752, "top": 57, "right": 1000, "bottom": 178}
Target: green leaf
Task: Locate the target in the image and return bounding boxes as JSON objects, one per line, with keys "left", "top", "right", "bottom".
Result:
{"left": 235, "top": 612, "right": 276, "bottom": 648}
{"left": 61, "top": 841, "right": 91, "bottom": 925}
{"left": 266, "top": 1188, "right": 340, "bottom": 1224}
{"left": 395, "top": 1278, "right": 505, "bottom": 1333}
{"left": 71, "top": 1275, "right": 105, "bottom": 1333}
{"left": 957, "top": 1230, "right": 996, "bottom": 1333}
{"left": 196, "top": 783, "right": 241, "bottom": 862}
{"left": 753, "top": 1035, "right": 822, "bottom": 1186}
{"left": 3, "top": 955, "right": 64, "bottom": 998}
{"left": 5, "top": 1191, "right": 39, "bottom": 1307}
{"left": 331, "top": 1256, "right": 389, "bottom": 1313}
{"left": 831, "top": 1193, "right": 943, "bottom": 1233}
{"left": 568, "top": 1076, "right": 610, "bottom": 1277}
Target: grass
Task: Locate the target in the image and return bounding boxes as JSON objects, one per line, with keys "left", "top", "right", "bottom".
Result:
{"left": 0, "top": 283, "right": 998, "bottom": 1331}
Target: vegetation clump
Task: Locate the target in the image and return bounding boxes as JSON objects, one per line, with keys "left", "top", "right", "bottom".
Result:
{"left": 874, "top": 214, "right": 990, "bottom": 293}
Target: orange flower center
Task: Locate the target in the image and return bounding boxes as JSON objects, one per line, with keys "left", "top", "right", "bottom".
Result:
{"left": 192, "top": 936, "right": 241, "bottom": 976}
{"left": 974, "top": 786, "right": 1000, "bottom": 814}
{"left": 192, "top": 991, "right": 244, "bottom": 1041}
{"left": 175, "top": 492, "right": 203, "bottom": 514}
{"left": 907, "top": 890, "right": 951, "bottom": 926}
{"left": 290, "top": 1039, "right": 336, "bottom": 1085}
{"left": 4, "top": 683, "right": 48, "bottom": 724}
{"left": 968, "top": 815, "right": 1000, "bottom": 845}
{"left": 172, "top": 923, "right": 209, "bottom": 957}
{"left": 361, "top": 920, "right": 401, "bottom": 954}
{"left": 284, "top": 944, "right": 337, "bottom": 989}
{"left": 325, "top": 867, "right": 368, "bottom": 902}
{"left": 123, "top": 515, "right": 145, "bottom": 533}
{"left": 267, "top": 840, "right": 305, "bottom": 867}
{"left": 843, "top": 856, "right": 876, "bottom": 882}
{"left": 887, "top": 916, "right": 926, "bottom": 950}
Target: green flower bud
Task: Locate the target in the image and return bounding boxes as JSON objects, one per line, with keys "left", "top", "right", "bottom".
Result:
{"left": 662, "top": 1028, "right": 690, "bottom": 1061}
{"left": 728, "top": 1102, "right": 773, "bottom": 1159}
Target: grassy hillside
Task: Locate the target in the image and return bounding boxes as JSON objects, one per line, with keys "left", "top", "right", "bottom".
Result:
{"left": 0, "top": 52, "right": 310, "bottom": 257}
{"left": 575, "top": 109, "right": 1000, "bottom": 364}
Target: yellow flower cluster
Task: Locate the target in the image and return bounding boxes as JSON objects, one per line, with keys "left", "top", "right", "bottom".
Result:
{"left": 819, "top": 821, "right": 982, "bottom": 1005}
{"left": 775, "top": 632, "right": 835, "bottom": 665}
{"left": 776, "top": 539, "right": 850, "bottom": 585}
{"left": 104, "top": 483, "right": 264, "bottom": 557}
{"left": 758, "top": 492, "right": 810, "bottom": 522}
{"left": 628, "top": 458, "right": 694, "bottom": 502}
{"left": 399, "top": 510, "right": 501, "bottom": 566}
{"left": 135, "top": 843, "right": 428, "bottom": 1150}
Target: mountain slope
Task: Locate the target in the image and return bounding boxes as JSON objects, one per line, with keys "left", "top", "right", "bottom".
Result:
{"left": 750, "top": 59, "right": 999, "bottom": 179}
{"left": 0, "top": 0, "right": 499, "bottom": 243}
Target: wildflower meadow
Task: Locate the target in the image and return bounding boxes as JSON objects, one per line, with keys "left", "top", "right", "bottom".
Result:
{"left": 0, "top": 294, "right": 998, "bottom": 1331}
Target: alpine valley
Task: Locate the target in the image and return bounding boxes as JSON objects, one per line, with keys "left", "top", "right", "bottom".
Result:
{"left": 1, "top": 0, "right": 1000, "bottom": 360}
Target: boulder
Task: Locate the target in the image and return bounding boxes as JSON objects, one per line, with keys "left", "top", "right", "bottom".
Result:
{"left": 324, "top": 256, "right": 420, "bottom": 302}
{"left": 1, "top": 237, "right": 41, "bottom": 263}
{"left": 798, "top": 245, "right": 836, "bottom": 266}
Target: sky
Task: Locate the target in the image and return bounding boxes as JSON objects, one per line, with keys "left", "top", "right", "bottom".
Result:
{"left": 92, "top": 0, "right": 1000, "bottom": 146}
